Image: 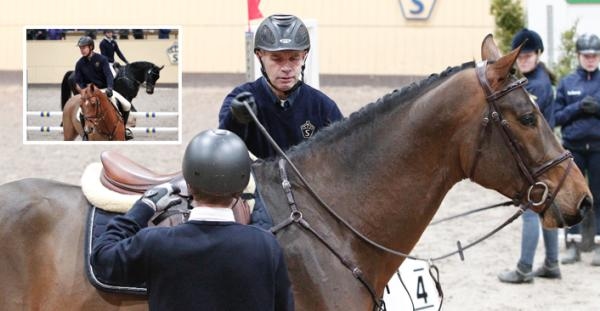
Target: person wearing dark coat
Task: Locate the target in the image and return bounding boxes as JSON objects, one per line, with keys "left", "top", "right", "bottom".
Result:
{"left": 91, "top": 129, "right": 294, "bottom": 311}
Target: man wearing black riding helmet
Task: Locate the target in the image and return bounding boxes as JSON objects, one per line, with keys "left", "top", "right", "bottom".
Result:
{"left": 555, "top": 33, "right": 600, "bottom": 267}
{"left": 74, "top": 36, "right": 114, "bottom": 96}
{"left": 218, "top": 14, "right": 343, "bottom": 159}
{"left": 74, "top": 36, "right": 133, "bottom": 140}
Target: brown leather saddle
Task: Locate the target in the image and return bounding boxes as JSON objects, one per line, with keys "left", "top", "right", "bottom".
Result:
{"left": 98, "top": 150, "right": 251, "bottom": 224}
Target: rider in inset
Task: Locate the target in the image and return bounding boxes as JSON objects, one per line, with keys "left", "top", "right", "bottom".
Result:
{"left": 219, "top": 14, "right": 343, "bottom": 159}
{"left": 555, "top": 33, "right": 600, "bottom": 266}
{"left": 498, "top": 28, "right": 561, "bottom": 284}
{"left": 91, "top": 129, "right": 294, "bottom": 310}
{"left": 99, "top": 29, "right": 129, "bottom": 77}
{"left": 75, "top": 36, "right": 133, "bottom": 140}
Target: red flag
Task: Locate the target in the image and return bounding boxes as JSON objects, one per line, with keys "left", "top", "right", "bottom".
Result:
{"left": 248, "top": 0, "right": 263, "bottom": 21}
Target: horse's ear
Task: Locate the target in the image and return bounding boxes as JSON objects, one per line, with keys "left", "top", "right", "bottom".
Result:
{"left": 89, "top": 84, "right": 95, "bottom": 92}
{"left": 481, "top": 34, "right": 502, "bottom": 61}
{"left": 488, "top": 45, "right": 521, "bottom": 82}
{"left": 159, "top": 65, "right": 164, "bottom": 71}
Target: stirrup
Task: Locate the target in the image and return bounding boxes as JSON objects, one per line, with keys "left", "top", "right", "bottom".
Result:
{"left": 125, "top": 128, "right": 134, "bottom": 141}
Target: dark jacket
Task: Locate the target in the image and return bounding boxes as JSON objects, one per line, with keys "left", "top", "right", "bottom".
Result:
{"left": 100, "top": 38, "right": 128, "bottom": 63}
{"left": 74, "top": 53, "right": 114, "bottom": 89}
{"left": 554, "top": 66, "right": 600, "bottom": 150}
{"left": 219, "top": 78, "right": 343, "bottom": 159}
{"left": 91, "top": 201, "right": 294, "bottom": 311}
{"left": 524, "top": 64, "right": 555, "bottom": 127}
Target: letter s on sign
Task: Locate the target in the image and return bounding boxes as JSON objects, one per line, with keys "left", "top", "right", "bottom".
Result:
{"left": 410, "top": 0, "right": 424, "bottom": 14}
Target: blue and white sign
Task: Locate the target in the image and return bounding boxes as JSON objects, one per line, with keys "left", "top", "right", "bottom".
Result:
{"left": 399, "top": 0, "right": 437, "bottom": 20}
{"left": 383, "top": 259, "right": 441, "bottom": 310}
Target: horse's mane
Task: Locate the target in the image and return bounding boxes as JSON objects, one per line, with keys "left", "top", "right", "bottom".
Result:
{"left": 288, "top": 61, "right": 476, "bottom": 155}
{"left": 129, "top": 61, "right": 155, "bottom": 69}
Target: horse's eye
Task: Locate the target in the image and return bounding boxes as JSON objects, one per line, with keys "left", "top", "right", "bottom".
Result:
{"left": 519, "top": 113, "right": 537, "bottom": 127}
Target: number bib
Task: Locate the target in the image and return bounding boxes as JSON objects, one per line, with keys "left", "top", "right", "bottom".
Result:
{"left": 383, "top": 259, "right": 441, "bottom": 310}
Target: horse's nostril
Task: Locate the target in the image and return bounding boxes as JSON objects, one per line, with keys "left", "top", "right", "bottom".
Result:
{"left": 579, "top": 196, "right": 593, "bottom": 218}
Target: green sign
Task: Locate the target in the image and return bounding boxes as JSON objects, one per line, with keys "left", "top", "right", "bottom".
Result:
{"left": 567, "top": 0, "right": 600, "bottom": 3}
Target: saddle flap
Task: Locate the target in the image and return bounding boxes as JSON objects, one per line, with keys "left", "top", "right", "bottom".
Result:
{"left": 101, "top": 150, "right": 180, "bottom": 193}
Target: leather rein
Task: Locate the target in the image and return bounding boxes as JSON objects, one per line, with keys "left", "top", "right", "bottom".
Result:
{"left": 244, "top": 61, "right": 574, "bottom": 311}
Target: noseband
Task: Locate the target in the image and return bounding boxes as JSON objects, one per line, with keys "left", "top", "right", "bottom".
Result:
{"left": 470, "top": 61, "right": 573, "bottom": 218}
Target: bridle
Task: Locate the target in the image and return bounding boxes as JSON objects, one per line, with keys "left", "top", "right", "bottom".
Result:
{"left": 242, "top": 60, "right": 575, "bottom": 311}
{"left": 144, "top": 67, "right": 160, "bottom": 93}
{"left": 81, "top": 91, "right": 121, "bottom": 140}
{"left": 470, "top": 60, "right": 574, "bottom": 219}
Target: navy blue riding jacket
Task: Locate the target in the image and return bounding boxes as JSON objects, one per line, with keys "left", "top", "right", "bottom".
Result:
{"left": 554, "top": 66, "right": 600, "bottom": 150}
{"left": 524, "top": 64, "right": 555, "bottom": 127}
{"left": 91, "top": 201, "right": 294, "bottom": 311}
{"left": 100, "top": 38, "right": 128, "bottom": 64}
{"left": 219, "top": 77, "right": 344, "bottom": 159}
{"left": 74, "top": 53, "right": 114, "bottom": 90}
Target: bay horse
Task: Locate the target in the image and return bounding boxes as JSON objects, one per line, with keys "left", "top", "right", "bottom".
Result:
{"left": 62, "top": 84, "right": 125, "bottom": 141}
{"left": 0, "top": 35, "right": 592, "bottom": 310}
{"left": 61, "top": 61, "right": 164, "bottom": 113}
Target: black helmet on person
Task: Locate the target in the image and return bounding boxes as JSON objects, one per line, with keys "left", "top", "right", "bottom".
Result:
{"left": 576, "top": 33, "right": 600, "bottom": 54}
{"left": 254, "top": 14, "right": 310, "bottom": 52}
{"left": 182, "top": 129, "right": 251, "bottom": 197}
{"left": 511, "top": 28, "right": 544, "bottom": 53}
{"left": 77, "top": 36, "right": 95, "bottom": 50}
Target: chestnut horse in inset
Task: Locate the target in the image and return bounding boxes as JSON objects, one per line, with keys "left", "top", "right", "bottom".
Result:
{"left": 62, "top": 84, "right": 125, "bottom": 141}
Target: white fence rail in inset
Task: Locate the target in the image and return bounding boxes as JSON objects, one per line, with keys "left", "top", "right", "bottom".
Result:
{"left": 26, "top": 126, "right": 178, "bottom": 133}
{"left": 27, "top": 111, "right": 178, "bottom": 118}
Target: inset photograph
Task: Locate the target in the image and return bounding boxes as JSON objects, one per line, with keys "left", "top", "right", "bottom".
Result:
{"left": 24, "top": 27, "right": 181, "bottom": 143}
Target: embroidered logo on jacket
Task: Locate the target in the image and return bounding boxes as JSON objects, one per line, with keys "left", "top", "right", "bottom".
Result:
{"left": 301, "top": 121, "right": 315, "bottom": 138}
{"left": 567, "top": 89, "right": 582, "bottom": 96}
{"left": 95, "top": 61, "right": 101, "bottom": 68}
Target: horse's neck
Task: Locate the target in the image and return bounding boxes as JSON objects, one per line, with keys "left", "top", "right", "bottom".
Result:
{"left": 287, "top": 70, "right": 481, "bottom": 262}
{"left": 127, "top": 62, "right": 149, "bottom": 82}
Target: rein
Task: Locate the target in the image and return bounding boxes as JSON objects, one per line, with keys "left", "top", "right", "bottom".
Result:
{"left": 242, "top": 61, "right": 573, "bottom": 310}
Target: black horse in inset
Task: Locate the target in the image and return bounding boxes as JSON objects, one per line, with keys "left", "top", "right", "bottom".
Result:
{"left": 61, "top": 61, "right": 164, "bottom": 112}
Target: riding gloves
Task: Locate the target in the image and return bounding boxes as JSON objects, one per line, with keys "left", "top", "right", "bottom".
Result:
{"left": 141, "top": 183, "right": 182, "bottom": 213}
{"left": 230, "top": 91, "right": 258, "bottom": 124}
{"left": 105, "top": 88, "right": 113, "bottom": 98}
{"left": 581, "top": 95, "right": 600, "bottom": 115}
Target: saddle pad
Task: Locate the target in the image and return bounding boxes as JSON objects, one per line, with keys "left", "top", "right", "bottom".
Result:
{"left": 84, "top": 205, "right": 147, "bottom": 295}
{"left": 81, "top": 162, "right": 140, "bottom": 213}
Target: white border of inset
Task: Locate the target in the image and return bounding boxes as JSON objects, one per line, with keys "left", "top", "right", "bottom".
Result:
{"left": 22, "top": 25, "right": 182, "bottom": 145}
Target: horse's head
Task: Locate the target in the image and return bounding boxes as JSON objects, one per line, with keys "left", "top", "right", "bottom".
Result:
{"left": 144, "top": 65, "right": 163, "bottom": 94}
{"left": 464, "top": 34, "right": 592, "bottom": 228}
{"left": 79, "top": 84, "right": 110, "bottom": 135}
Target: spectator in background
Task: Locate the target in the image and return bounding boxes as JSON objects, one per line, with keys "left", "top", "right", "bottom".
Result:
{"left": 34, "top": 29, "right": 47, "bottom": 40}
{"left": 47, "top": 29, "right": 64, "bottom": 40}
{"left": 158, "top": 29, "right": 171, "bottom": 39}
{"left": 118, "top": 29, "right": 130, "bottom": 40}
{"left": 555, "top": 33, "right": 600, "bottom": 267}
{"left": 498, "top": 28, "right": 560, "bottom": 284}
{"left": 132, "top": 29, "right": 144, "bottom": 39}
{"left": 85, "top": 30, "right": 97, "bottom": 40}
